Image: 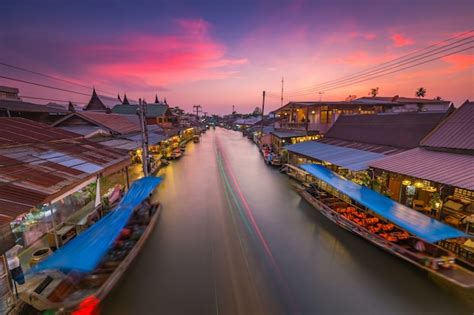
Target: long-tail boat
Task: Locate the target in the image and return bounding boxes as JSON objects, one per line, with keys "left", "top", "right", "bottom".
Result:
{"left": 18, "top": 176, "right": 163, "bottom": 314}
{"left": 294, "top": 164, "right": 474, "bottom": 288}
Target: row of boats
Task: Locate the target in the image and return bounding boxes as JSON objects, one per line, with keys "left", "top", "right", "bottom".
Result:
{"left": 15, "top": 136, "right": 204, "bottom": 313}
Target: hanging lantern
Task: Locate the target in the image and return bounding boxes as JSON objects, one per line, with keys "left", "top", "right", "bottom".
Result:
{"left": 402, "top": 180, "right": 411, "bottom": 186}
{"left": 414, "top": 181, "right": 424, "bottom": 188}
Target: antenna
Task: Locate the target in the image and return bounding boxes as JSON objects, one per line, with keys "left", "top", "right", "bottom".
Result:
{"left": 281, "top": 77, "right": 284, "bottom": 106}
{"left": 318, "top": 91, "right": 324, "bottom": 102}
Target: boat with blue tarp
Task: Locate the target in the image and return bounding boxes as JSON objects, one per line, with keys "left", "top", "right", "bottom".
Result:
{"left": 295, "top": 163, "right": 474, "bottom": 288}
{"left": 18, "top": 176, "right": 163, "bottom": 313}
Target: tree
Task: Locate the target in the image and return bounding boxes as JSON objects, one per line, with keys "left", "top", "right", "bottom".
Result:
{"left": 252, "top": 107, "right": 262, "bottom": 116}
{"left": 345, "top": 95, "right": 357, "bottom": 101}
{"left": 369, "top": 87, "right": 379, "bottom": 97}
{"left": 434, "top": 96, "right": 443, "bottom": 100}
{"left": 416, "top": 87, "right": 426, "bottom": 98}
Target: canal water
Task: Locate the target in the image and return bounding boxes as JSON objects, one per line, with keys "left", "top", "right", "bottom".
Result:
{"left": 103, "top": 128, "right": 474, "bottom": 315}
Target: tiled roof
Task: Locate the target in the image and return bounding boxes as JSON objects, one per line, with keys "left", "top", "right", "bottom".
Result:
{"left": 324, "top": 112, "right": 447, "bottom": 149}
{"left": 112, "top": 103, "right": 169, "bottom": 117}
{"left": 420, "top": 100, "right": 474, "bottom": 151}
{"left": 0, "top": 118, "right": 130, "bottom": 222}
{"left": 0, "top": 100, "right": 69, "bottom": 113}
{"left": 370, "top": 148, "right": 474, "bottom": 190}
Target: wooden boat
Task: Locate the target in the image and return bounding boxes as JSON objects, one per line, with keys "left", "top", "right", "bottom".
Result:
{"left": 193, "top": 135, "right": 200, "bottom": 143}
{"left": 298, "top": 182, "right": 474, "bottom": 288}
{"left": 288, "top": 164, "right": 474, "bottom": 288}
{"left": 18, "top": 202, "right": 162, "bottom": 313}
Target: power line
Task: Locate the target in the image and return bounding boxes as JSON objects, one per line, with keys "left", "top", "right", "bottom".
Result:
{"left": 283, "top": 30, "right": 474, "bottom": 96}
{"left": 287, "top": 38, "right": 474, "bottom": 96}
{"left": 0, "top": 62, "right": 116, "bottom": 97}
{"left": 285, "top": 45, "right": 473, "bottom": 97}
{"left": 297, "top": 37, "right": 474, "bottom": 93}
{"left": 20, "top": 95, "right": 86, "bottom": 104}
{"left": 0, "top": 75, "right": 91, "bottom": 97}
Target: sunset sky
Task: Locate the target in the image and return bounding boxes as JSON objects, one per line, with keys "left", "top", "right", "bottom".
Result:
{"left": 1, "top": 0, "right": 473, "bottom": 114}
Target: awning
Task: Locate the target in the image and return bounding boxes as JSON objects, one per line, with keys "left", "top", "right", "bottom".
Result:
{"left": 287, "top": 141, "right": 386, "bottom": 171}
{"left": 125, "top": 133, "right": 167, "bottom": 145}
{"left": 300, "top": 164, "right": 469, "bottom": 243}
{"left": 370, "top": 148, "right": 474, "bottom": 191}
{"left": 30, "top": 176, "right": 163, "bottom": 273}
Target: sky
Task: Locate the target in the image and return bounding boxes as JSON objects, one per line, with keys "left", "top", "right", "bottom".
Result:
{"left": 0, "top": 0, "right": 473, "bottom": 114}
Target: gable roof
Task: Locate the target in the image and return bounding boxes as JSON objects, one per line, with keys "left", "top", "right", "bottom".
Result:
{"left": 420, "top": 100, "right": 474, "bottom": 151}
{"left": 112, "top": 103, "right": 169, "bottom": 117}
{"left": 356, "top": 96, "right": 452, "bottom": 105}
{"left": 324, "top": 112, "right": 447, "bottom": 149}
{"left": 52, "top": 111, "right": 145, "bottom": 135}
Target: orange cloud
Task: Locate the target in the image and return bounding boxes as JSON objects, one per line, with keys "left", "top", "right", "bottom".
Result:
{"left": 391, "top": 33, "right": 415, "bottom": 47}
{"left": 442, "top": 54, "right": 474, "bottom": 71}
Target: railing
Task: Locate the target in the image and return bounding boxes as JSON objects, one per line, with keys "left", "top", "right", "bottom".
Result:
{"left": 275, "top": 121, "right": 332, "bottom": 133}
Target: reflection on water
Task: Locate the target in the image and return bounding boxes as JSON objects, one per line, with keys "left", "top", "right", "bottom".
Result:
{"left": 104, "top": 128, "right": 474, "bottom": 315}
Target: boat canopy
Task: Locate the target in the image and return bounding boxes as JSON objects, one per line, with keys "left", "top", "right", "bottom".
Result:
{"left": 300, "top": 164, "right": 469, "bottom": 243}
{"left": 30, "top": 176, "right": 163, "bottom": 273}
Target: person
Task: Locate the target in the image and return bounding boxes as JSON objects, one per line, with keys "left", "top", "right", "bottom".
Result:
{"left": 6, "top": 244, "right": 24, "bottom": 285}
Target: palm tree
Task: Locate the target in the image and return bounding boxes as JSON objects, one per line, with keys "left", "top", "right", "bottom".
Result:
{"left": 416, "top": 87, "right": 426, "bottom": 98}
{"left": 369, "top": 87, "right": 379, "bottom": 97}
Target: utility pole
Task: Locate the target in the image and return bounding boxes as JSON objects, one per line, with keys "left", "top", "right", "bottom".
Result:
{"left": 193, "top": 105, "right": 202, "bottom": 118}
{"left": 261, "top": 90, "right": 266, "bottom": 134}
{"left": 232, "top": 105, "right": 235, "bottom": 114}
{"left": 318, "top": 91, "right": 324, "bottom": 102}
{"left": 280, "top": 77, "right": 284, "bottom": 107}
{"left": 137, "top": 98, "right": 149, "bottom": 176}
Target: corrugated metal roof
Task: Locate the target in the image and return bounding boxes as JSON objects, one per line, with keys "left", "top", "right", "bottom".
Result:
{"left": 0, "top": 118, "right": 130, "bottom": 222}
{"left": 319, "top": 138, "right": 405, "bottom": 155}
{"left": 0, "top": 117, "right": 79, "bottom": 147}
{"left": 271, "top": 130, "right": 307, "bottom": 138}
{"left": 324, "top": 112, "right": 446, "bottom": 149}
{"left": 98, "top": 139, "right": 140, "bottom": 151}
{"left": 286, "top": 141, "right": 386, "bottom": 171}
{"left": 420, "top": 100, "right": 474, "bottom": 150}
{"left": 0, "top": 100, "right": 69, "bottom": 113}
{"left": 370, "top": 148, "right": 474, "bottom": 190}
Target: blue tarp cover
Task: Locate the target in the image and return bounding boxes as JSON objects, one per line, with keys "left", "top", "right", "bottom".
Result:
{"left": 30, "top": 176, "right": 162, "bottom": 273}
{"left": 300, "top": 164, "right": 469, "bottom": 243}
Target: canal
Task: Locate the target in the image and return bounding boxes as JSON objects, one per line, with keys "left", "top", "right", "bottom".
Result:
{"left": 103, "top": 128, "right": 474, "bottom": 315}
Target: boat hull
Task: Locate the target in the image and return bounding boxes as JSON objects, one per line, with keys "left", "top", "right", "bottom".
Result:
{"left": 299, "top": 189, "right": 474, "bottom": 288}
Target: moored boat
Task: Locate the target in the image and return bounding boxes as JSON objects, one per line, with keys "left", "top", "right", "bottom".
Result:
{"left": 18, "top": 177, "right": 163, "bottom": 313}
{"left": 294, "top": 164, "right": 474, "bottom": 288}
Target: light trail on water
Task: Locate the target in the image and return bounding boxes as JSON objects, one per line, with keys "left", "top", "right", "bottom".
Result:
{"left": 214, "top": 135, "right": 300, "bottom": 314}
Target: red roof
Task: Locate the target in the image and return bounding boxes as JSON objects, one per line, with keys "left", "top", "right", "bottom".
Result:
{"left": 0, "top": 117, "right": 79, "bottom": 147}
{"left": 0, "top": 118, "right": 130, "bottom": 222}
{"left": 53, "top": 111, "right": 143, "bottom": 135}
{"left": 370, "top": 148, "right": 474, "bottom": 190}
{"left": 420, "top": 100, "right": 474, "bottom": 151}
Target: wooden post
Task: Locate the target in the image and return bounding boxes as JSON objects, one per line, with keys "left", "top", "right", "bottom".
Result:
{"left": 49, "top": 202, "right": 60, "bottom": 250}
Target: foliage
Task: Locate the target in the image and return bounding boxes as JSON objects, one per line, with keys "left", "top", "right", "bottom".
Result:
{"left": 415, "top": 87, "right": 426, "bottom": 98}
{"left": 369, "top": 87, "right": 379, "bottom": 97}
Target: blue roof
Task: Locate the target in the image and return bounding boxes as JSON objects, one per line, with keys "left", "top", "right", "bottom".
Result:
{"left": 286, "top": 141, "right": 386, "bottom": 171}
{"left": 30, "top": 176, "right": 163, "bottom": 273}
{"left": 300, "top": 164, "right": 469, "bottom": 243}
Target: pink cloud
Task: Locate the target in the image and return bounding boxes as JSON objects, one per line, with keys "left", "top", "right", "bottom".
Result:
{"left": 74, "top": 19, "right": 247, "bottom": 87}
{"left": 391, "top": 33, "right": 415, "bottom": 47}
